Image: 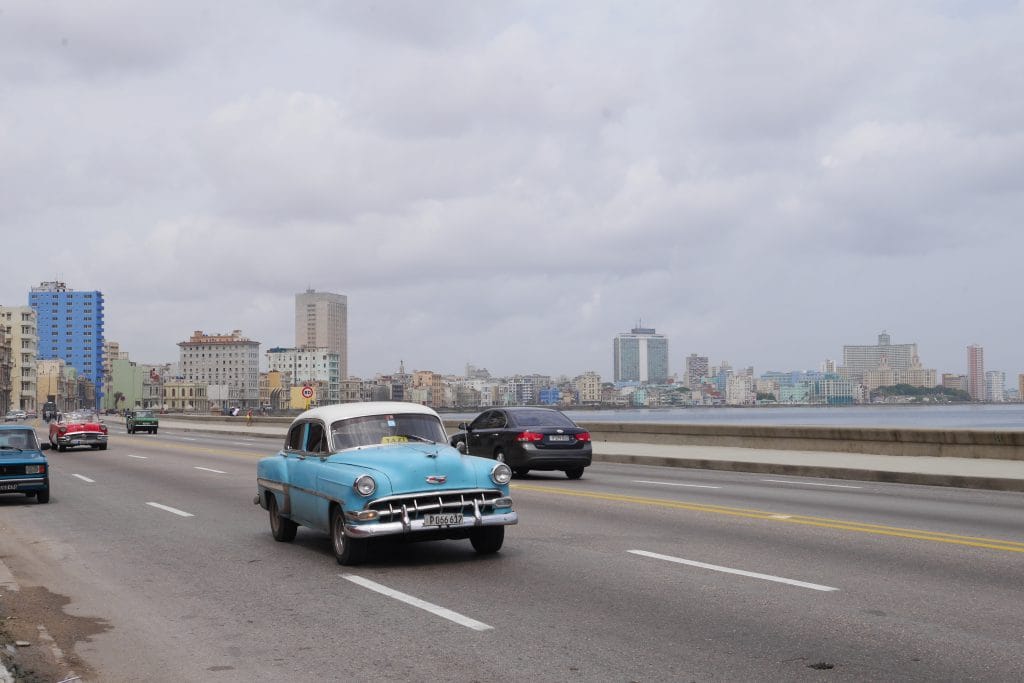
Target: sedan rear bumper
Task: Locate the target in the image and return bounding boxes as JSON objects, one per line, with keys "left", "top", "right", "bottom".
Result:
{"left": 515, "top": 443, "right": 592, "bottom": 470}
{"left": 0, "top": 476, "right": 48, "bottom": 493}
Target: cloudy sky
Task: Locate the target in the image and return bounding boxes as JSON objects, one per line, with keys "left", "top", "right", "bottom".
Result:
{"left": 2, "top": 1, "right": 1022, "bottom": 381}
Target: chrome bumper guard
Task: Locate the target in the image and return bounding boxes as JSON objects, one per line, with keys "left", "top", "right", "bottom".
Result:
{"left": 345, "top": 509, "right": 518, "bottom": 538}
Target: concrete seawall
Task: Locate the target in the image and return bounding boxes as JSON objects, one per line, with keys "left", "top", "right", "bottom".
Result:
{"left": 576, "top": 422, "right": 1024, "bottom": 461}
{"left": 151, "top": 414, "right": 1024, "bottom": 462}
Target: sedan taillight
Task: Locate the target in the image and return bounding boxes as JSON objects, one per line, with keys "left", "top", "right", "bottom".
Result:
{"left": 576, "top": 432, "right": 591, "bottom": 442}
{"left": 515, "top": 431, "right": 544, "bottom": 442}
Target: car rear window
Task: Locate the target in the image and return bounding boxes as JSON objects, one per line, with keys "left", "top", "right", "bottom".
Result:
{"left": 510, "top": 410, "right": 577, "bottom": 428}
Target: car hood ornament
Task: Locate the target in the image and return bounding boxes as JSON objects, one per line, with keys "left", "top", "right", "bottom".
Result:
{"left": 426, "top": 475, "right": 447, "bottom": 484}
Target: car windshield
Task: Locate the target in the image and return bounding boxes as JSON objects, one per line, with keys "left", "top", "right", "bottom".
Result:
{"left": 331, "top": 413, "right": 447, "bottom": 451}
{"left": 135, "top": 410, "right": 154, "bottom": 418}
{"left": 510, "top": 410, "right": 577, "bottom": 428}
{"left": 0, "top": 430, "right": 38, "bottom": 450}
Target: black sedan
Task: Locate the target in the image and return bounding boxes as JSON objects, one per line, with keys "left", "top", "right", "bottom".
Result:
{"left": 450, "top": 407, "right": 591, "bottom": 479}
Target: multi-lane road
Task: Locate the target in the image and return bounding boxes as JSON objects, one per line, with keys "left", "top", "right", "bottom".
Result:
{"left": 1, "top": 425, "right": 1022, "bottom": 681}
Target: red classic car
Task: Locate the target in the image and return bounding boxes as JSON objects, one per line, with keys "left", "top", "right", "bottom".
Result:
{"left": 49, "top": 411, "right": 109, "bottom": 451}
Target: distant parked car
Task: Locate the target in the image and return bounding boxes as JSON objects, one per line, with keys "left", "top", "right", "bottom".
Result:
{"left": 450, "top": 407, "right": 592, "bottom": 479}
{"left": 126, "top": 409, "right": 159, "bottom": 434}
{"left": 255, "top": 402, "right": 517, "bottom": 565}
{"left": 0, "top": 425, "right": 50, "bottom": 503}
{"left": 49, "top": 411, "right": 108, "bottom": 452}
{"left": 4, "top": 410, "right": 27, "bottom": 423}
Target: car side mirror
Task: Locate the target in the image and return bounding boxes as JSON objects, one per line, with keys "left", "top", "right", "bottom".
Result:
{"left": 455, "top": 440, "right": 467, "bottom": 454}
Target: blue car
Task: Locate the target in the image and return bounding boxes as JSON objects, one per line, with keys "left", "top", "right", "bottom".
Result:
{"left": 255, "top": 402, "right": 518, "bottom": 565}
{"left": 0, "top": 425, "right": 51, "bottom": 504}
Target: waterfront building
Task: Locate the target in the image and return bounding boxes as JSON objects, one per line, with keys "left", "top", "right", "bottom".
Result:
{"left": 841, "top": 331, "right": 936, "bottom": 389}
{"left": 163, "top": 381, "right": 208, "bottom": 412}
{"left": 575, "top": 371, "right": 602, "bottom": 405}
{"left": 178, "top": 330, "right": 260, "bottom": 409}
{"left": 812, "top": 375, "right": 856, "bottom": 405}
{"left": 942, "top": 373, "right": 968, "bottom": 393}
{"left": 613, "top": 326, "right": 669, "bottom": 384}
{"left": 726, "top": 375, "right": 755, "bottom": 405}
{"left": 266, "top": 347, "right": 341, "bottom": 404}
{"left": 295, "top": 289, "right": 348, "bottom": 379}
{"left": 985, "top": 370, "right": 1005, "bottom": 403}
{"left": 966, "top": 344, "right": 984, "bottom": 401}
{"left": 0, "top": 306, "right": 37, "bottom": 412}
{"left": 684, "top": 354, "right": 709, "bottom": 390}
{"left": 0, "top": 326, "right": 10, "bottom": 415}
{"left": 29, "top": 281, "right": 105, "bottom": 408}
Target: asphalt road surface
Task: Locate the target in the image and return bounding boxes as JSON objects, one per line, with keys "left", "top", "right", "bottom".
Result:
{"left": 1, "top": 426, "right": 1022, "bottom": 681}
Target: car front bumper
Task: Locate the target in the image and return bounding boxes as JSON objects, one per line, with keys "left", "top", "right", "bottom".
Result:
{"left": 56, "top": 432, "right": 107, "bottom": 446}
{"left": 345, "top": 509, "right": 518, "bottom": 539}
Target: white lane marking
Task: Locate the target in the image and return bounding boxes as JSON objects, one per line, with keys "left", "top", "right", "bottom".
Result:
{"left": 762, "top": 479, "right": 862, "bottom": 489}
{"left": 231, "top": 441, "right": 253, "bottom": 446}
{"left": 194, "top": 466, "right": 227, "bottom": 474}
{"left": 127, "top": 454, "right": 148, "bottom": 459}
{"left": 628, "top": 550, "right": 838, "bottom": 592}
{"left": 71, "top": 474, "right": 95, "bottom": 483}
{"left": 633, "top": 480, "right": 722, "bottom": 489}
{"left": 342, "top": 574, "right": 493, "bottom": 631}
{"left": 180, "top": 437, "right": 197, "bottom": 441}
{"left": 146, "top": 502, "right": 194, "bottom": 518}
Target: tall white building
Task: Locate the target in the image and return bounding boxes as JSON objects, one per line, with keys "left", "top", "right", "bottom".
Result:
{"left": 985, "top": 370, "right": 1005, "bottom": 403}
{"left": 295, "top": 289, "right": 348, "bottom": 379}
{"left": 178, "top": 330, "right": 260, "bottom": 409}
{"left": 613, "top": 326, "right": 669, "bottom": 384}
{"left": 0, "top": 306, "right": 37, "bottom": 412}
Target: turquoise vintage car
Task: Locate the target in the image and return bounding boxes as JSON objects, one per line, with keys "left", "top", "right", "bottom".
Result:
{"left": 0, "top": 425, "right": 51, "bottom": 503}
{"left": 255, "top": 402, "right": 517, "bottom": 565}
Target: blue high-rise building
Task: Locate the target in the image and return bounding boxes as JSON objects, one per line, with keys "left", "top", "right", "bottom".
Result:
{"left": 29, "top": 281, "right": 106, "bottom": 408}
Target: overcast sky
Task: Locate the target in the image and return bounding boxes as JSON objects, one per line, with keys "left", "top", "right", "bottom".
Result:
{"left": 2, "top": 1, "right": 1022, "bottom": 381}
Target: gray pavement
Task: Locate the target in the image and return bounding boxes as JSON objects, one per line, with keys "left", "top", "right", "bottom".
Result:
{"left": 153, "top": 417, "right": 1024, "bottom": 492}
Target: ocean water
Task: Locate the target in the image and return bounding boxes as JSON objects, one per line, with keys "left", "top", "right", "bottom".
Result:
{"left": 445, "top": 404, "right": 1024, "bottom": 430}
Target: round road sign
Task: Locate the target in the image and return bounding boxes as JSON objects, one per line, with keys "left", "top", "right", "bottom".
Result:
{"left": 301, "top": 386, "right": 314, "bottom": 399}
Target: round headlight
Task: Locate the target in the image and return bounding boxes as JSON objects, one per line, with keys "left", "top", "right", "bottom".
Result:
{"left": 353, "top": 475, "right": 376, "bottom": 497}
{"left": 491, "top": 463, "right": 512, "bottom": 485}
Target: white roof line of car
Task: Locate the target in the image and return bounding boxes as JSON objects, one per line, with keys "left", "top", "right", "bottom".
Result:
{"left": 294, "top": 401, "right": 441, "bottom": 423}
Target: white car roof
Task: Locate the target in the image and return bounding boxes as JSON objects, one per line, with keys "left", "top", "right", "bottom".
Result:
{"left": 295, "top": 401, "right": 441, "bottom": 425}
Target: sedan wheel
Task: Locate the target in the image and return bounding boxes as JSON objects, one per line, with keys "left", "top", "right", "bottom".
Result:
{"left": 267, "top": 494, "right": 297, "bottom": 542}
{"left": 331, "top": 506, "right": 367, "bottom": 566}
{"left": 36, "top": 488, "right": 50, "bottom": 504}
{"left": 512, "top": 467, "right": 530, "bottom": 477}
{"left": 470, "top": 526, "right": 504, "bottom": 554}
{"left": 565, "top": 466, "right": 585, "bottom": 480}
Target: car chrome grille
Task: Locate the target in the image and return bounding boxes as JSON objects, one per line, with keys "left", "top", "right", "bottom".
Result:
{"left": 368, "top": 489, "right": 503, "bottom": 523}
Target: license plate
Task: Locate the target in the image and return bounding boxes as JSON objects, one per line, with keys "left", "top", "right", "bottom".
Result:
{"left": 547, "top": 434, "right": 572, "bottom": 442}
{"left": 0, "top": 484, "right": 17, "bottom": 491}
{"left": 424, "top": 513, "right": 463, "bottom": 526}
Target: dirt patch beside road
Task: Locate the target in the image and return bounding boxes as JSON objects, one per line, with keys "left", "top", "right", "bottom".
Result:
{"left": 0, "top": 583, "right": 108, "bottom": 682}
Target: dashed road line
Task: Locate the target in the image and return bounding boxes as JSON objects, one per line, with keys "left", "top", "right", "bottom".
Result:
{"left": 194, "top": 466, "right": 227, "bottom": 474}
{"left": 126, "top": 454, "right": 148, "bottom": 459}
{"left": 629, "top": 549, "right": 839, "bottom": 592}
{"left": 146, "top": 502, "right": 194, "bottom": 517}
{"left": 71, "top": 474, "right": 95, "bottom": 483}
{"left": 342, "top": 574, "right": 493, "bottom": 631}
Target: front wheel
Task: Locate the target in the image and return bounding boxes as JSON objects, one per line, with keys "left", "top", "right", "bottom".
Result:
{"left": 57, "top": 443, "right": 66, "bottom": 452}
{"left": 268, "top": 494, "right": 297, "bottom": 542}
{"left": 152, "top": 428, "right": 158, "bottom": 434}
{"left": 470, "top": 526, "right": 504, "bottom": 554}
{"left": 36, "top": 488, "right": 50, "bottom": 504}
{"left": 98, "top": 444, "right": 107, "bottom": 451}
{"left": 565, "top": 466, "right": 585, "bottom": 480}
{"left": 331, "top": 506, "right": 367, "bottom": 565}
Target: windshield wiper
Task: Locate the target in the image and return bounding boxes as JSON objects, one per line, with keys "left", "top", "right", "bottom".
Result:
{"left": 396, "top": 434, "right": 436, "bottom": 444}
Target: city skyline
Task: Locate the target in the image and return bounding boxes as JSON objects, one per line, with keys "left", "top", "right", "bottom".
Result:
{"left": 2, "top": 4, "right": 1023, "bottom": 380}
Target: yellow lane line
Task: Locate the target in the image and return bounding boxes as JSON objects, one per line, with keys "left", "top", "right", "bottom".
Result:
{"left": 511, "top": 483, "right": 1024, "bottom": 554}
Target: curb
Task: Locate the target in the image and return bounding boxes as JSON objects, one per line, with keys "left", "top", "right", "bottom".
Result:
{"left": 594, "top": 452, "right": 1024, "bottom": 492}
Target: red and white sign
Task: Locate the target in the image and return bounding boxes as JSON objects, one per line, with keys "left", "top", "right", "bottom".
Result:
{"left": 301, "top": 386, "right": 314, "bottom": 399}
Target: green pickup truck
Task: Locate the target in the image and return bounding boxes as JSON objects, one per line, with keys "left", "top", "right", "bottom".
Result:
{"left": 126, "top": 409, "right": 159, "bottom": 434}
